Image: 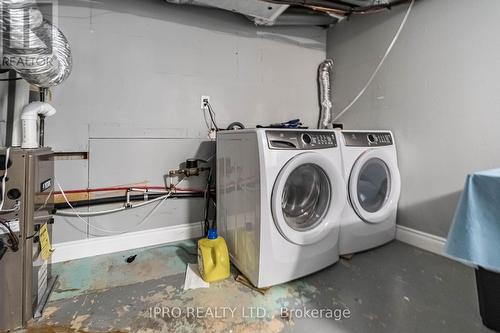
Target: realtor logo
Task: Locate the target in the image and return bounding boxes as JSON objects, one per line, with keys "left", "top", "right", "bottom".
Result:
{"left": 1, "top": 0, "right": 58, "bottom": 70}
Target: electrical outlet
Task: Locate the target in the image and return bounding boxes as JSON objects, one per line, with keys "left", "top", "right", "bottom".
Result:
{"left": 201, "top": 95, "right": 210, "bottom": 109}
{"left": 208, "top": 129, "right": 217, "bottom": 140}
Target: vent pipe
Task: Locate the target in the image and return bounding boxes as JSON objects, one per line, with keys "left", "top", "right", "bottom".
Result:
{"left": 317, "top": 59, "right": 334, "bottom": 129}
{"left": 20, "top": 101, "right": 56, "bottom": 149}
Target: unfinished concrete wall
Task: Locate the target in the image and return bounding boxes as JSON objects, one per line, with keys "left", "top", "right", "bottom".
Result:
{"left": 327, "top": 0, "right": 500, "bottom": 237}
{"left": 49, "top": 0, "right": 326, "bottom": 243}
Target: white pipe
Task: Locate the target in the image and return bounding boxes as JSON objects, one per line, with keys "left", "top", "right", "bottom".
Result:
{"left": 21, "top": 102, "right": 56, "bottom": 149}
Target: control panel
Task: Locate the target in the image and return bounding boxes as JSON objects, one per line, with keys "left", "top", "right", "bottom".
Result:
{"left": 266, "top": 130, "right": 337, "bottom": 150}
{"left": 343, "top": 131, "right": 393, "bottom": 147}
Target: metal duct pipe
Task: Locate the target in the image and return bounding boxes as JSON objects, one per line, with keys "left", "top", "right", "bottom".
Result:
{"left": 1, "top": 0, "right": 72, "bottom": 88}
{"left": 165, "top": 0, "right": 337, "bottom": 26}
{"left": 317, "top": 59, "right": 334, "bottom": 129}
{"left": 251, "top": 7, "right": 337, "bottom": 26}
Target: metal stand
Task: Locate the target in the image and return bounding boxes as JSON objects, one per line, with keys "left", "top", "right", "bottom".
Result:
{"left": 34, "top": 275, "right": 58, "bottom": 318}
{"left": 38, "top": 88, "right": 48, "bottom": 147}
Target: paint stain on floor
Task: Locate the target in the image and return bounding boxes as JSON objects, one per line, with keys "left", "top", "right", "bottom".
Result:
{"left": 25, "top": 241, "right": 489, "bottom": 333}
{"left": 28, "top": 240, "right": 341, "bottom": 333}
{"left": 31, "top": 269, "right": 326, "bottom": 333}
{"left": 50, "top": 241, "right": 196, "bottom": 301}
{"left": 33, "top": 274, "right": 328, "bottom": 333}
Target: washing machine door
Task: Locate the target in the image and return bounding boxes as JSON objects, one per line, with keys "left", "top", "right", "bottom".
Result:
{"left": 271, "top": 152, "right": 346, "bottom": 245}
{"left": 349, "top": 149, "right": 401, "bottom": 223}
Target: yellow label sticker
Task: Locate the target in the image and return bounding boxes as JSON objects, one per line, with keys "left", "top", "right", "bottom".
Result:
{"left": 40, "top": 223, "right": 52, "bottom": 261}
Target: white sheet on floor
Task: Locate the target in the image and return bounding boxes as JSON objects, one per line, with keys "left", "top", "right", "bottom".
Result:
{"left": 183, "top": 263, "right": 209, "bottom": 291}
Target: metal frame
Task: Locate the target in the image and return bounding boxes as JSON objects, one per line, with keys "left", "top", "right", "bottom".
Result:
{"left": 0, "top": 148, "right": 55, "bottom": 331}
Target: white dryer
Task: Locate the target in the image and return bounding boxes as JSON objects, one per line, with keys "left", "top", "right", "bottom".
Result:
{"left": 217, "top": 129, "right": 346, "bottom": 288}
{"left": 337, "top": 130, "right": 401, "bottom": 255}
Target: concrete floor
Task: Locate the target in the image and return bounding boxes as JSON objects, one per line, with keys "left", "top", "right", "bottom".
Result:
{"left": 25, "top": 240, "right": 491, "bottom": 333}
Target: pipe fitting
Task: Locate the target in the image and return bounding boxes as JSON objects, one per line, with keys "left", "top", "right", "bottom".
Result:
{"left": 21, "top": 102, "right": 56, "bottom": 149}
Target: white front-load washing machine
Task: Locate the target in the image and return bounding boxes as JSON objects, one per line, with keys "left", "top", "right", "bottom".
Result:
{"left": 337, "top": 130, "right": 401, "bottom": 255}
{"left": 217, "top": 129, "right": 346, "bottom": 288}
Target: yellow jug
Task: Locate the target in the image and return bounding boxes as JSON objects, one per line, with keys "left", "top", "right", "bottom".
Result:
{"left": 197, "top": 229, "right": 230, "bottom": 282}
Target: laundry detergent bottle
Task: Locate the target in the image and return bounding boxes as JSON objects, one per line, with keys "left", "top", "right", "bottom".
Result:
{"left": 197, "top": 228, "right": 230, "bottom": 282}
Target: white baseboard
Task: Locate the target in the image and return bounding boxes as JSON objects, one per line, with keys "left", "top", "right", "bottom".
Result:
{"left": 396, "top": 225, "right": 447, "bottom": 256}
{"left": 51, "top": 223, "right": 447, "bottom": 263}
{"left": 51, "top": 223, "right": 203, "bottom": 263}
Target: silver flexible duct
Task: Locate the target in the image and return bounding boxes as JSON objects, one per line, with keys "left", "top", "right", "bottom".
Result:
{"left": 1, "top": 0, "right": 72, "bottom": 88}
{"left": 317, "top": 59, "right": 334, "bottom": 129}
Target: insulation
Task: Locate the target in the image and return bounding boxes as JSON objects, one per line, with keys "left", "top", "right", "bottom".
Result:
{"left": 317, "top": 59, "right": 334, "bottom": 129}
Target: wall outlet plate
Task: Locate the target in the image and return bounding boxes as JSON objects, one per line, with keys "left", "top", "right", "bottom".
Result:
{"left": 201, "top": 95, "right": 210, "bottom": 109}
{"left": 207, "top": 129, "right": 217, "bottom": 140}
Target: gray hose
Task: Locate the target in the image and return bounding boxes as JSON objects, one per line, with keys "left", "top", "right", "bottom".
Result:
{"left": 317, "top": 59, "right": 334, "bottom": 129}
{"left": 1, "top": 0, "right": 72, "bottom": 88}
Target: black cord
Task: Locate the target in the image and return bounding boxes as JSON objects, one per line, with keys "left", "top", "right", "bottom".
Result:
{"left": 0, "top": 220, "right": 19, "bottom": 252}
{"left": 210, "top": 195, "right": 216, "bottom": 230}
{"left": 26, "top": 230, "right": 40, "bottom": 240}
{"left": 165, "top": 244, "right": 197, "bottom": 257}
{"left": 206, "top": 102, "right": 219, "bottom": 131}
{"left": 134, "top": 243, "right": 197, "bottom": 257}
{"left": 0, "top": 239, "right": 6, "bottom": 261}
{"left": 203, "top": 168, "right": 213, "bottom": 236}
{"left": 0, "top": 77, "right": 22, "bottom": 82}
{"left": 226, "top": 122, "right": 245, "bottom": 130}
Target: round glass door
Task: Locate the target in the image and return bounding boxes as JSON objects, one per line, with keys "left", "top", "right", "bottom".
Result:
{"left": 348, "top": 149, "right": 401, "bottom": 224}
{"left": 271, "top": 152, "right": 346, "bottom": 246}
{"left": 356, "top": 158, "right": 390, "bottom": 213}
{"left": 281, "top": 164, "right": 331, "bottom": 231}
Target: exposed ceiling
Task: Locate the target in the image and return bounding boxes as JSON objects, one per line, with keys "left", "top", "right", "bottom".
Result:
{"left": 165, "top": 0, "right": 411, "bottom": 26}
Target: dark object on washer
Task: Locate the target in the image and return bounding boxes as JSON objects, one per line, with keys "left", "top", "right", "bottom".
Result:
{"left": 475, "top": 266, "right": 500, "bottom": 331}
{"left": 257, "top": 119, "right": 307, "bottom": 129}
{"left": 226, "top": 122, "right": 245, "bottom": 130}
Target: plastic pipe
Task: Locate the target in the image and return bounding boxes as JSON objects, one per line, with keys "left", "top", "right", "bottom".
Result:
{"left": 54, "top": 192, "right": 204, "bottom": 210}
{"left": 21, "top": 102, "right": 56, "bottom": 149}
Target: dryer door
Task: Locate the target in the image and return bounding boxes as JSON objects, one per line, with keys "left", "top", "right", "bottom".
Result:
{"left": 349, "top": 149, "right": 401, "bottom": 223}
{"left": 271, "top": 152, "right": 346, "bottom": 245}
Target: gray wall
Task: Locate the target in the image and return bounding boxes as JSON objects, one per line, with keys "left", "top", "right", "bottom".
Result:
{"left": 327, "top": 0, "right": 500, "bottom": 237}
{"left": 48, "top": 0, "right": 326, "bottom": 243}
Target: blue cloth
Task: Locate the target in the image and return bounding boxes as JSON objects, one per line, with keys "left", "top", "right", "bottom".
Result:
{"left": 446, "top": 169, "right": 500, "bottom": 272}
